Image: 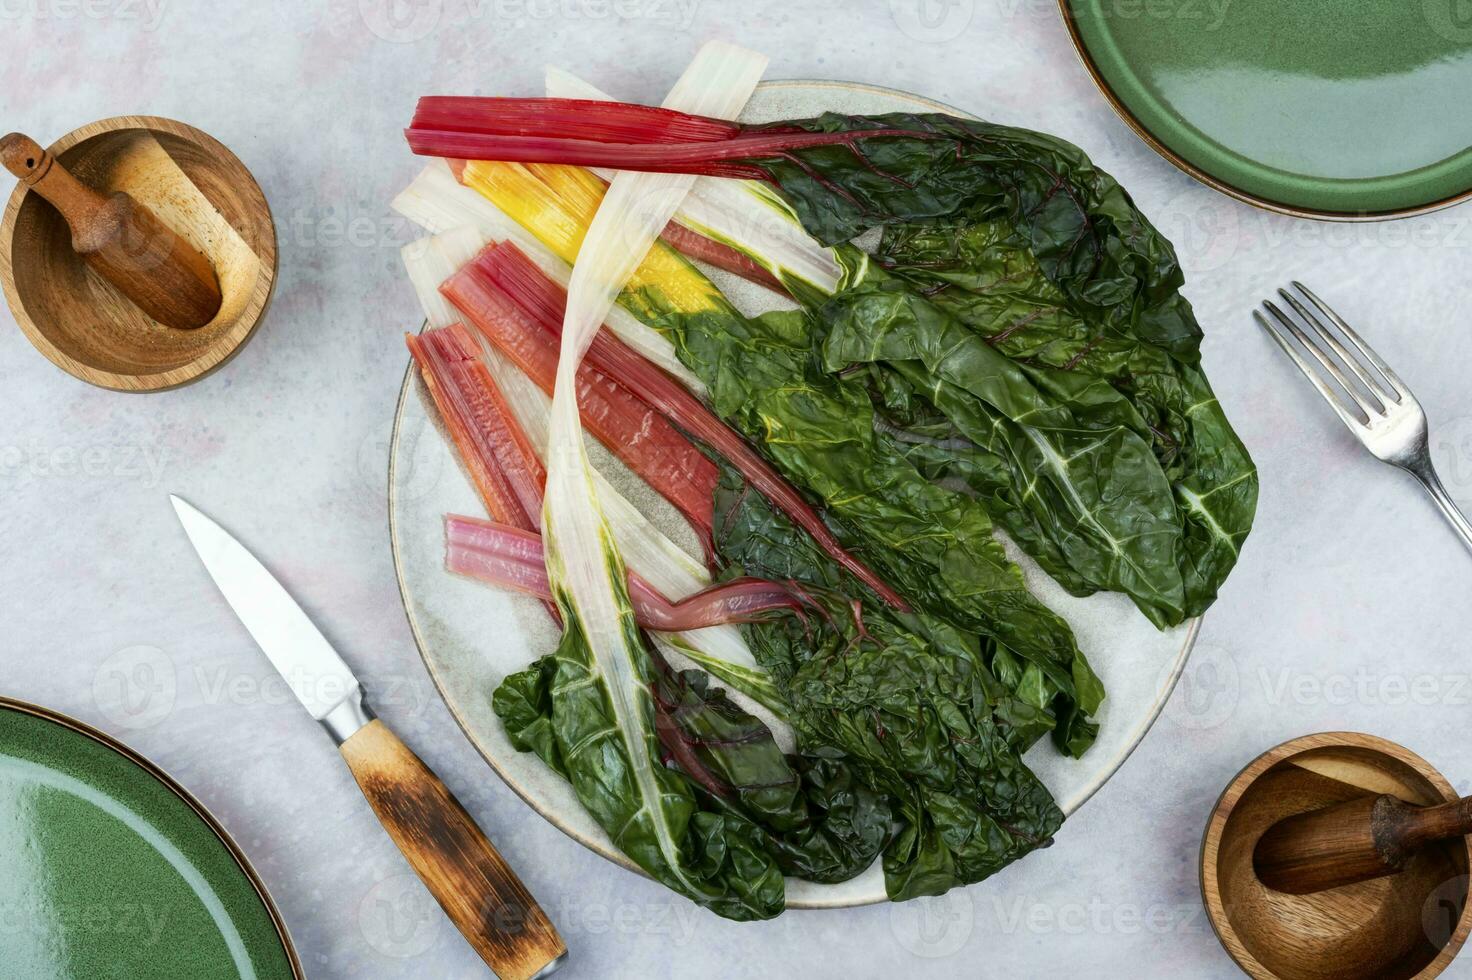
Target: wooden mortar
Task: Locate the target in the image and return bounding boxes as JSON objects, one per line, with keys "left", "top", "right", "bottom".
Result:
{"left": 0, "top": 116, "right": 275, "bottom": 391}
{"left": 1202, "top": 733, "right": 1472, "bottom": 980}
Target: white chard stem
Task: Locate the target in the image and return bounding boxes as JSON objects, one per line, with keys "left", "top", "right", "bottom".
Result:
{"left": 542, "top": 41, "right": 768, "bottom": 884}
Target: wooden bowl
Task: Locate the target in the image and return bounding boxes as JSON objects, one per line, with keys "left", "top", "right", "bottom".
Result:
{"left": 0, "top": 116, "right": 275, "bottom": 391}
{"left": 1202, "top": 733, "right": 1472, "bottom": 980}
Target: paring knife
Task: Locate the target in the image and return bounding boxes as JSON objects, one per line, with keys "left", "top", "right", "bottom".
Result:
{"left": 170, "top": 495, "right": 566, "bottom": 980}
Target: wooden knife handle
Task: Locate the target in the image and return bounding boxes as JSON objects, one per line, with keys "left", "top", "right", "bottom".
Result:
{"left": 340, "top": 720, "right": 566, "bottom": 979}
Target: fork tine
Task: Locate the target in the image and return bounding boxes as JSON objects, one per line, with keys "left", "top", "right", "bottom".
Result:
{"left": 1255, "top": 309, "right": 1367, "bottom": 431}
{"left": 1291, "top": 281, "right": 1410, "bottom": 399}
{"left": 1261, "top": 300, "right": 1380, "bottom": 420}
{"left": 1277, "top": 288, "right": 1392, "bottom": 410}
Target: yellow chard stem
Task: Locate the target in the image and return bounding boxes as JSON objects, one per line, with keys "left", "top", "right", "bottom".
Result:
{"left": 461, "top": 159, "right": 728, "bottom": 318}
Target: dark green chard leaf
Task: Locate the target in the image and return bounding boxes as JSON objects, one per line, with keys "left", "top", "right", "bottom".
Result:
{"left": 492, "top": 613, "right": 786, "bottom": 921}
{"left": 497, "top": 457, "right": 1074, "bottom": 904}
{"left": 872, "top": 220, "right": 1256, "bottom": 621}
{"left": 725, "top": 112, "right": 1257, "bottom": 624}
{"left": 659, "top": 306, "right": 1101, "bottom": 752}
{"left": 711, "top": 466, "right": 1064, "bottom": 898}
{"left": 649, "top": 661, "right": 892, "bottom": 884}
{"left": 494, "top": 629, "right": 890, "bottom": 898}
{"left": 747, "top": 113, "right": 1205, "bottom": 358}
{"left": 817, "top": 272, "right": 1189, "bottom": 626}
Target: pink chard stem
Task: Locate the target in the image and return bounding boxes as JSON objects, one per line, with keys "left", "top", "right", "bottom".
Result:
{"left": 440, "top": 249, "right": 720, "bottom": 555}
{"left": 445, "top": 515, "right": 808, "bottom": 631}
{"left": 477, "top": 242, "right": 910, "bottom": 611}
{"left": 404, "top": 98, "right": 925, "bottom": 180}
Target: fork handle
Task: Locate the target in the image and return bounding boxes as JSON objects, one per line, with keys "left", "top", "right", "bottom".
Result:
{"left": 1410, "top": 461, "right": 1472, "bottom": 556}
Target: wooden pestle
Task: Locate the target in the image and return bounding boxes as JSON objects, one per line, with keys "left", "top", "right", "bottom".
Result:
{"left": 1254, "top": 792, "right": 1472, "bottom": 895}
{"left": 1, "top": 132, "right": 222, "bottom": 328}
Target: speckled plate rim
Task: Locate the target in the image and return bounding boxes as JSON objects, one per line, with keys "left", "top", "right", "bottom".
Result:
{"left": 0, "top": 695, "right": 304, "bottom": 977}
{"left": 1056, "top": 2, "right": 1472, "bottom": 222}
{"left": 388, "top": 77, "right": 1201, "bottom": 910}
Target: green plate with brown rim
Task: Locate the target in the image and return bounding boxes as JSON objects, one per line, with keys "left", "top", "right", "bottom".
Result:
{"left": 0, "top": 697, "right": 301, "bottom": 980}
{"left": 1060, "top": 0, "right": 1472, "bottom": 219}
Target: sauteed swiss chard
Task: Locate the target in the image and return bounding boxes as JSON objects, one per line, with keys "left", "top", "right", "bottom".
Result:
{"left": 394, "top": 45, "right": 1256, "bottom": 920}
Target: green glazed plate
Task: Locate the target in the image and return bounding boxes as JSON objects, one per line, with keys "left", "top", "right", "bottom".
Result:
{"left": 0, "top": 698, "right": 301, "bottom": 980}
{"left": 1061, "top": 0, "right": 1472, "bottom": 218}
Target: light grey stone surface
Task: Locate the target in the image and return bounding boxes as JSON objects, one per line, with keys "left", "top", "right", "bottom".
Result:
{"left": 4, "top": 2, "right": 1471, "bottom": 977}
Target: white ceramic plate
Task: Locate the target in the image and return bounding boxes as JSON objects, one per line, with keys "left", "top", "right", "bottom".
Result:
{"left": 389, "top": 79, "right": 1199, "bottom": 909}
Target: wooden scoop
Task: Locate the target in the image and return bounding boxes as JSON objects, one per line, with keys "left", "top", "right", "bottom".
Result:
{"left": 1, "top": 131, "right": 222, "bottom": 328}
{"left": 1254, "top": 792, "right": 1472, "bottom": 895}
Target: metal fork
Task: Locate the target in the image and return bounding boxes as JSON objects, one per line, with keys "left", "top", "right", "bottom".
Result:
{"left": 1256, "top": 282, "right": 1472, "bottom": 555}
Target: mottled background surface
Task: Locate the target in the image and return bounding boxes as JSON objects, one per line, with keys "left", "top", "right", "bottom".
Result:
{"left": 4, "top": 2, "right": 1472, "bottom": 977}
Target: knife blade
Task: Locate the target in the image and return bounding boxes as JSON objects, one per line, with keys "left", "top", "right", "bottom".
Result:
{"left": 171, "top": 495, "right": 567, "bottom": 980}
{"left": 170, "top": 495, "right": 372, "bottom": 739}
